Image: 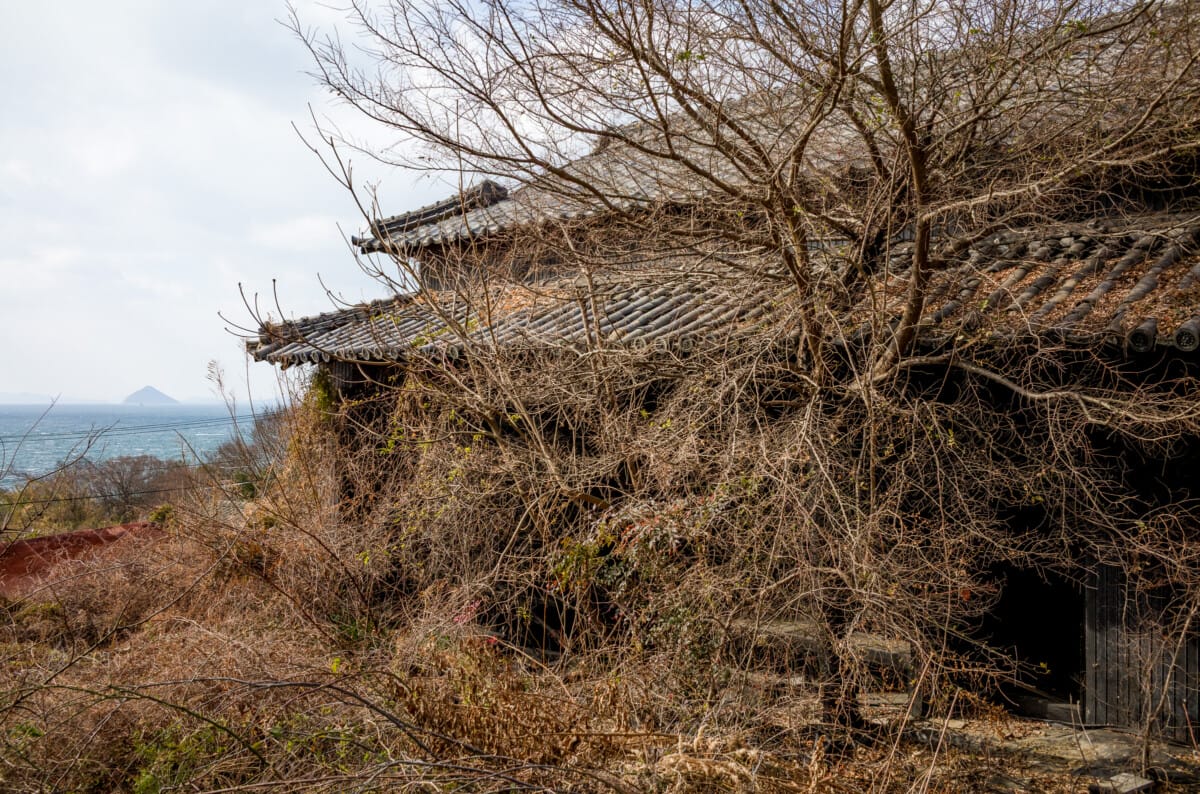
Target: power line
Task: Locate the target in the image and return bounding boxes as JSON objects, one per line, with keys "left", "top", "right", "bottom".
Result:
{"left": 0, "top": 413, "right": 266, "bottom": 444}
{"left": 2, "top": 459, "right": 271, "bottom": 495}
{"left": 11, "top": 460, "right": 249, "bottom": 478}
{"left": 1, "top": 413, "right": 284, "bottom": 490}
{"left": 0, "top": 480, "right": 241, "bottom": 508}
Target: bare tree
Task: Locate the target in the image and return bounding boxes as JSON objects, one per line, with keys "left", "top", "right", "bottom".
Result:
{"left": 270, "top": 0, "right": 1200, "bottom": 745}
{"left": 295, "top": 0, "right": 1200, "bottom": 376}
{"left": 6, "top": 5, "right": 1200, "bottom": 784}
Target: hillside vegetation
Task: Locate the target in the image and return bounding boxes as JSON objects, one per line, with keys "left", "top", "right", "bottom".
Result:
{"left": 2, "top": 351, "right": 1197, "bottom": 791}
{"left": 7, "top": 0, "right": 1200, "bottom": 786}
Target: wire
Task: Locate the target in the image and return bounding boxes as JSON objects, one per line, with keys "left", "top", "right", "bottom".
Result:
{"left": 0, "top": 413, "right": 283, "bottom": 492}
{"left": 0, "top": 481, "right": 240, "bottom": 508}
{"left": 0, "top": 413, "right": 265, "bottom": 444}
{"left": 1, "top": 459, "right": 268, "bottom": 497}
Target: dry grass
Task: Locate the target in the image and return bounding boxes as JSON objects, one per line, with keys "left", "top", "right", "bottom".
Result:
{"left": 2, "top": 350, "right": 1199, "bottom": 791}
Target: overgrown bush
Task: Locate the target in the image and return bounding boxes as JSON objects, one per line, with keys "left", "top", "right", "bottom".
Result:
{"left": 0, "top": 455, "right": 194, "bottom": 533}
{"left": 3, "top": 351, "right": 1198, "bottom": 790}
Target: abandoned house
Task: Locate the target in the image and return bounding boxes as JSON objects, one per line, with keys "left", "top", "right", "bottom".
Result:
{"left": 249, "top": 17, "right": 1200, "bottom": 737}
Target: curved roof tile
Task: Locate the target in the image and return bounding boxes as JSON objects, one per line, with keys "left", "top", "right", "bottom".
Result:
{"left": 252, "top": 212, "right": 1200, "bottom": 367}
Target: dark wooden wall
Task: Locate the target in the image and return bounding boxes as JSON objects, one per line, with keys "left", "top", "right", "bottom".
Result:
{"left": 1085, "top": 565, "right": 1200, "bottom": 743}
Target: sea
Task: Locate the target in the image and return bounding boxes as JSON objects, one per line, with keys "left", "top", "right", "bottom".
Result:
{"left": 0, "top": 404, "right": 255, "bottom": 488}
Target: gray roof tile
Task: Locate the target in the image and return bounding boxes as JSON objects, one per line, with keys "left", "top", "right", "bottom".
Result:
{"left": 249, "top": 268, "right": 792, "bottom": 366}
{"left": 253, "top": 212, "right": 1200, "bottom": 366}
{"left": 352, "top": 108, "right": 819, "bottom": 253}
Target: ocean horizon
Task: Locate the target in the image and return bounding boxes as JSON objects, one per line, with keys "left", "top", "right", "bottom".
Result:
{"left": 0, "top": 403, "right": 265, "bottom": 488}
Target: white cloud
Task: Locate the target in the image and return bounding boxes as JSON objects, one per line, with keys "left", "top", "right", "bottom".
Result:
{"left": 0, "top": 245, "right": 86, "bottom": 290}
{"left": 68, "top": 128, "right": 141, "bottom": 180}
{"left": 0, "top": 2, "right": 426, "bottom": 404}
{"left": 0, "top": 159, "right": 35, "bottom": 187}
{"left": 249, "top": 214, "right": 346, "bottom": 252}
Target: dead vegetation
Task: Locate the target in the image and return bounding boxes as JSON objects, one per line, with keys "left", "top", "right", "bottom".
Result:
{"left": 4, "top": 333, "right": 1199, "bottom": 790}
{"left": 6, "top": 0, "right": 1200, "bottom": 789}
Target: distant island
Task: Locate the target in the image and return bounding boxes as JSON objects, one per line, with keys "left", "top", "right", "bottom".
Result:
{"left": 123, "top": 386, "right": 179, "bottom": 406}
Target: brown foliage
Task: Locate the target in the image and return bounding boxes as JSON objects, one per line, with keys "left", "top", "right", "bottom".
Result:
{"left": 0, "top": 370, "right": 1197, "bottom": 789}
{"left": 7, "top": 0, "right": 1200, "bottom": 788}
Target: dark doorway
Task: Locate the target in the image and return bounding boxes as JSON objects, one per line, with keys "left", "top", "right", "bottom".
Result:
{"left": 982, "top": 566, "right": 1086, "bottom": 713}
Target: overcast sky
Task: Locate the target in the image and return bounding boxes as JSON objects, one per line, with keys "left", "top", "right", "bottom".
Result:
{"left": 0, "top": 1, "right": 443, "bottom": 405}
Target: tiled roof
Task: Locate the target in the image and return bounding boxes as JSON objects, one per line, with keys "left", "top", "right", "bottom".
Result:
{"left": 350, "top": 22, "right": 1170, "bottom": 257}
{"left": 351, "top": 181, "right": 509, "bottom": 251}
{"left": 884, "top": 212, "right": 1200, "bottom": 351}
{"left": 250, "top": 268, "right": 790, "bottom": 367}
{"left": 251, "top": 212, "right": 1200, "bottom": 367}
{"left": 352, "top": 109, "right": 824, "bottom": 252}
{"left": 353, "top": 159, "right": 710, "bottom": 253}
{"left": 348, "top": 2, "right": 1197, "bottom": 258}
